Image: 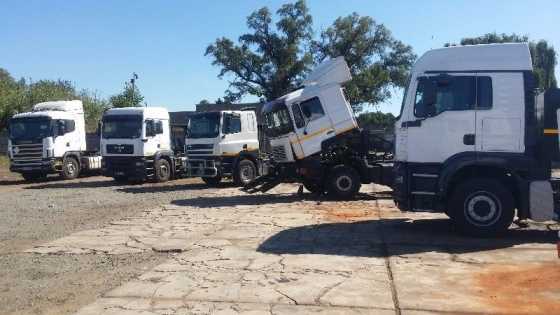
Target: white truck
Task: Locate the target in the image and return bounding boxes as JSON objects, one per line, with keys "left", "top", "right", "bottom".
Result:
{"left": 246, "top": 44, "right": 560, "bottom": 236}
{"left": 185, "top": 110, "right": 260, "bottom": 186}
{"left": 7, "top": 100, "right": 102, "bottom": 181}
{"left": 100, "top": 107, "right": 186, "bottom": 182}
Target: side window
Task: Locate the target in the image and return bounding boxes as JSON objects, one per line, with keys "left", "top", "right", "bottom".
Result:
{"left": 145, "top": 120, "right": 155, "bottom": 137}
{"left": 155, "top": 120, "right": 164, "bottom": 134}
{"left": 414, "top": 75, "right": 477, "bottom": 117}
{"left": 66, "top": 120, "right": 75, "bottom": 133}
{"left": 223, "top": 113, "right": 241, "bottom": 134}
{"left": 477, "top": 76, "right": 493, "bottom": 109}
{"left": 299, "top": 97, "right": 325, "bottom": 121}
{"left": 247, "top": 113, "right": 256, "bottom": 132}
{"left": 291, "top": 103, "right": 305, "bottom": 128}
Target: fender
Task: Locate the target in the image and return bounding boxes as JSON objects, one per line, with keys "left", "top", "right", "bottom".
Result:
{"left": 154, "top": 150, "right": 175, "bottom": 174}
{"left": 234, "top": 150, "right": 259, "bottom": 170}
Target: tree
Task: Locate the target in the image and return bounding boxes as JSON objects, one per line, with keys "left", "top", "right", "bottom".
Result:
{"left": 206, "top": 1, "right": 416, "bottom": 113}
{"left": 109, "top": 81, "right": 144, "bottom": 108}
{"left": 357, "top": 111, "right": 396, "bottom": 130}
{"left": 446, "top": 33, "right": 557, "bottom": 90}
{"left": 313, "top": 13, "right": 416, "bottom": 112}
{"left": 205, "top": 0, "right": 314, "bottom": 102}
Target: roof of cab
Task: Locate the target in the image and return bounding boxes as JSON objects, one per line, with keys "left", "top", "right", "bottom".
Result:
{"left": 104, "top": 107, "right": 169, "bottom": 119}
{"left": 414, "top": 43, "right": 533, "bottom": 73}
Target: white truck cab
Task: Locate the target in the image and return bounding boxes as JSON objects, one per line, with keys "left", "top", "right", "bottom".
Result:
{"left": 101, "top": 107, "right": 185, "bottom": 182}
{"left": 8, "top": 100, "right": 101, "bottom": 181}
{"left": 185, "top": 110, "right": 259, "bottom": 186}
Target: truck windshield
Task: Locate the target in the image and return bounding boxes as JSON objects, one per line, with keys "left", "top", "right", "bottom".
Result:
{"left": 102, "top": 115, "right": 142, "bottom": 139}
{"left": 187, "top": 112, "right": 220, "bottom": 138}
{"left": 263, "top": 104, "right": 294, "bottom": 137}
{"left": 8, "top": 117, "right": 53, "bottom": 141}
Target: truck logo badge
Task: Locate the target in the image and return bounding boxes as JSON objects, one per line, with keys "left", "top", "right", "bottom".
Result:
{"left": 13, "top": 147, "right": 19, "bottom": 154}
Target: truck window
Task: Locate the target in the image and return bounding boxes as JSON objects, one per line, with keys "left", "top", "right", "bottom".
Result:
{"left": 291, "top": 103, "right": 305, "bottom": 128}
{"left": 223, "top": 113, "right": 241, "bottom": 134}
{"left": 299, "top": 97, "right": 325, "bottom": 121}
{"left": 414, "top": 75, "right": 492, "bottom": 117}
{"left": 65, "top": 120, "right": 75, "bottom": 133}
{"left": 155, "top": 120, "right": 164, "bottom": 134}
{"left": 247, "top": 113, "right": 256, "bottom": 132}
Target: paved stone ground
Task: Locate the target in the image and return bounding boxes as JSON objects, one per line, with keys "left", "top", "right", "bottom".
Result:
{"left": 28, "top": 184, "right": 560, "bottom": 315}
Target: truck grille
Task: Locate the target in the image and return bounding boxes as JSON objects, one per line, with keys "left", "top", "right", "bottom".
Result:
{"left": 186, "top": 143, "right": 214, "bottom": 156}
{"left": 106, "top": 144, "right": 134, "bottom": 154}
{"left": 272, "top": 145, "right": 287, "bottom": 161}
{"left": 11, "top": 143, "right": 43, "bottom": 165}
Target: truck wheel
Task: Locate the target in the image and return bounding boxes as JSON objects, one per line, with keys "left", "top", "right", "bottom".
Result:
{"left": 234, "top": 159, "right": 257, "bottom": 187}
{"left": 326, "top": 165, "right": 361, "bottom": 199}
{"left": 21, "top": 172, "right": 47, "bottom": 181}
{"left": 303, "top": 180, "right": 324, "bottom": 194}
{"left": 62, "top": 157, "right": 80, "bottom": 180}
{"left": 202, "top": 176, "right": 221, "bottom": 187}
{"left": 155, "top": 159, "right": 171, "bottom": 183}
{"left": 449, "top": 178, "right": 515, "bottom": 237}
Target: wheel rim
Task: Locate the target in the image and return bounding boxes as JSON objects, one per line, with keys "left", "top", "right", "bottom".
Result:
{"left": 240, "top": 165, "right": 255, "bottom": 183}
{"left": 335, "top": 175, "right": 353, "bottom": 192}
{"left": 464, "top": 191, "right": 501, "bottom": 227}
{"left": 66, "top": 161, "right": 76, "bottom": 176}
{"left": 159, "top": 163, "right": 169, "bottom": 179}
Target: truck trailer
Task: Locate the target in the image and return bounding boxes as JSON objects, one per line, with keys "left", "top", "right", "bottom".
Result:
{"left": 7, "top": 100, "right": 102, "bottom": 181}
{"left": 245, "top": 43, "right": 560, "bottom": 236}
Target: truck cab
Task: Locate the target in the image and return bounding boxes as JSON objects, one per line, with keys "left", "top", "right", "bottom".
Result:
{"left": 394, "top": 43, "right": 560, "bottom": 235}
{"left": 185, "top": 110, "right": 259, "bottom": 186}
{"left": 101, "top": 107, "right": 184, "bottom": 182}
{"left": 8, "top": 100, "right": 101, "bottom": 181}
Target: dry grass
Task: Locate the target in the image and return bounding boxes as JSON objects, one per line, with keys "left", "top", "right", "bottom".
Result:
{"left": 0, "top": 155, "right": 8, "bottom": 169}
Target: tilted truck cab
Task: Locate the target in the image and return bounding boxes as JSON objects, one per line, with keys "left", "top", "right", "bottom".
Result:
{"left": 7, "top": 100, "right": 101, "bottom": 181}
{"left": 101, "top": 107, "right": 186, "bottom": 182}
{"left": 185, "top": 110, "right": 260, "bottom": 186}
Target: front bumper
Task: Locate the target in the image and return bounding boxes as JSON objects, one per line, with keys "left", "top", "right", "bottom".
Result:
{"left": 10, "top": 158, "right": 58, "bottom": 174}
{"left": 186, "top": 157, "right": 219, "bottom": 177}
{"left": 102, "top": 156, "right": 147, "bottom": 179}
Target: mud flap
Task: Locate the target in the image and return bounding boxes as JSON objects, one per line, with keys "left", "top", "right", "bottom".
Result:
{"left": 529, "top": 181, "right": 555, "bottom": 221}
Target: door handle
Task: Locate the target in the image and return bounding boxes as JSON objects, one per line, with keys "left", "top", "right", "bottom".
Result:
{"left": 463, "top": 134, "right": 475, "bottom": 145}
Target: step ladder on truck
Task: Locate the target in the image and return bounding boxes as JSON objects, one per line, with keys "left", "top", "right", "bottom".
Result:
{"left": 244, "top": 43, "right": 560, "bottom": 237}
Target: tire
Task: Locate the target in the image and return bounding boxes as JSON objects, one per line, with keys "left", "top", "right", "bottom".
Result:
{"left": 202, "top": 176, "right": 222, "bottom": 187}
{"left": 303, "top": 179, "right": 324, "bottom": 194}
{"left": 155, "top": 159, "right": 171, "bottom": 183}
{"left": 233, "top": 159, "right": 257, "bottom": 187}
{"left": 61, "top": 157, "right": 80, "bottom": 180}
{"left": 448, "top": 178, "right": 515, "bottom": 237}
{"left": 326, "top": 165, "right": 361, "bottom": 199}
{"left": 21, "top": 172, "right": 47, "bottom": 181}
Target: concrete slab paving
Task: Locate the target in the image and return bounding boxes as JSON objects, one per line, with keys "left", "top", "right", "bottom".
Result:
{"left": 28, "top": 184, "right": 560, "bottom": 314}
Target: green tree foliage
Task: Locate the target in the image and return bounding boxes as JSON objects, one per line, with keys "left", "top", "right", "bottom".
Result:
{"left": 313, "top": 13, "right": 416, "bottom": 112}
{"left": 446, "top": 33, "right": 557, "bottom": 90}
{"left": 206, "top": 1, "right": 415, "bottom": 113}
{"left": 109, "top": 81, "right": 144, "bottom": 108}
{"left": 357, "top": 111, "right": 396, "bottom": 130}
{"left": 0, "top": 68, "right": 108, "bottom": 132}
{"left": 206, "top": 0, "right": 314, "bottom": 102}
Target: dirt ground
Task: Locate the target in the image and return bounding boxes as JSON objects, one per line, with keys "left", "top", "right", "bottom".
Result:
{"left": 1, "top": 163, "right": 560, "bottom": 315}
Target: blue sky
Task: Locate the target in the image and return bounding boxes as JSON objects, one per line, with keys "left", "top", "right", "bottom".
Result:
{"left": 2, "top": 0, "right": 560, "bottom": 114}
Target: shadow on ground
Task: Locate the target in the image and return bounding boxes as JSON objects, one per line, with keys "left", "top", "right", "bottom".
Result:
{"left": 257, "top": 218, "right": 557, "bottom": 257}
{"left": 24, "top": 178, "right": 123, "bottom": 189}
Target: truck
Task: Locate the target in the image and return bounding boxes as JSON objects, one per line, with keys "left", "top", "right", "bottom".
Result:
{"left": 100, "top": 107, "right": 186, "bottom": 183}
{"left": 245, "top": 43, "right": 560, "bottom": 237}
{"left": 7, "top": 100, "right": 102, "bottom": 181}
{"left": 184, "top": 109, "right": 260, "bottom": 186}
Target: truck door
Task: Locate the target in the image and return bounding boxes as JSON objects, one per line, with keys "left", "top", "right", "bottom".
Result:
{"left": 290, "top": 96, "right": 332, "bottom": 158}
{"left": 144, "top": 119, "right": 160, "bottom": 156}
{"left": 404, "top": 74, "right": 477, "bottom": 164}
{"left": 475, "top": 73, "right": 524, "bottom": 153}
{"left": 220, "top": 112, "right": 243, "bottom": 156}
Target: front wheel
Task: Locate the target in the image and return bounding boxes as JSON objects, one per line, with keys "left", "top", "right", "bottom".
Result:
{"left": 61, "top": 157, "right": 80, "bottom": 180}
{"left": 326, "top": 165, "right": 361, "bottom": 200}
{"left": 449, "top": 178, "right": 515, "bottom": 237}
{"left": 233, "top": 159, "right": 257, "bottom": 187}
{"left": 155, "top": 159, "right": 171, "bottom": 183}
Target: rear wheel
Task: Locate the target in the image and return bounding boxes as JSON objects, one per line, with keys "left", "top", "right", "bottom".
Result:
{"left": 202, "top": 176, "right": 222, "bottom": 187}
{"left": 449, "top": 178, "right": 515, "bottom": 237}
{"left": 234, "top": 159, "right": 257, "bottom": 187}
{"left": 155, "top": 159, "right": 171, "bottom": 182}
{"left": 61, "top": 157, "right": 80, "bottom": 180}
{"left": 326, "top": 165, "right": 361, "bottom": 199}
{"left": 21, "top": 172, "right": 47, "bottom": 181}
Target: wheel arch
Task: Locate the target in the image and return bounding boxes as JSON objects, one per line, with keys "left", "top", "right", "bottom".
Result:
{"left": 62, "top": 151, "right": 82, "bottom": 168}
{"left": 154, "top": 150, "right": 175, "bottom": 176}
